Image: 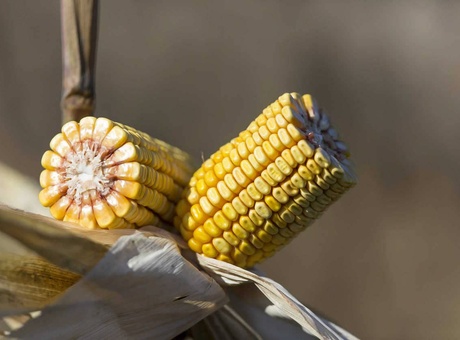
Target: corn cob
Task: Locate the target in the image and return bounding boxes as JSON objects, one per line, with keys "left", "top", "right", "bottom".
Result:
{"left": 39, "top": 117, "right": 195, "bottom": 229}
{"left": 174, "top": 93, "right": 356, "bottom": 268}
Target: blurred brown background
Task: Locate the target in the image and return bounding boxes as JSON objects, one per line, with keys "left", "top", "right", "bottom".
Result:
{"left": 1, "top": 1, "right": 460, "bottom": 338}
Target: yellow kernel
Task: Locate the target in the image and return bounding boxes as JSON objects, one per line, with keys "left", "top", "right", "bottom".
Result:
{"left": 267, "top": 163, "right": 286, "bottom": 183}
{"left": 252, "top": 131, "right": 264, "bottom": 145}
{"left": 311, "top": 201, "right": 327, "bottom": 212}
{"left": 263, "top": 220, "right": 279, "bottom": 235}
{"left": 287, "top": 124, "right": 304, "bottom": 142}
{"left": 261, "top": 169, "right": 277, "bottom": 186}
{"left": 232, "top": 222, "right": 249, "bottom": 239}
{"left": 239, "top": 189, "right": 254, "bottom": 208}
{"left": 322, "top": 168, "right": 337, "bottom": 184}
{"left": 256, "top": 114, "right": 268, "bottom": 126}
{"left": 279, "top": 227, "right": 294, "bottom": 238}
{"left": 199, "top": 196, "right": 217, "bottom": 215}
{"left": 203, "top": 219, "right": 222, "bottom": 237}
{"left": 290, "top": 145, "right": 306, "bottom": 164}
{"left": 222, "top": 156, "right": 235, "bottom": 173}
{"left": 239, "top": 240, "right": 256, "bottom": 256}
{"left": 275, "top": 157, "right": 293, "bottom": 176}
{"left": 255, "top": 201, "right": 272, "bottom": 219}
{"left": 204, "top": 169, "right": 219, "bottom": 188}
{"left": 240, "top": 160, "right": 258, "bottom": 180}
{"left": 256, "top": 229, "right": 272, "bottom": 243}
{"left": 232, "top": 248, "right": 248, "bottom": 267}
{"left": 271, "top": 101, "right": 282, "bottom": 115}
{"left": 330, "top": 182, "right": 346, "bottom": 193}
{"left": 232, "top": 167, "right": 251, "bottom": 187}
{"left": 254, "top": 146, "right": 270, "bottom": 166}
{"left": 263, "top": 106, "right": 274, "bottom": 118}
{"left": 271, "top": 234, "right": 287, "bottom": 245}
{"left": 49, "top": 133, "right": 72, "bottom": 157}
{"left": 245, "top": 136, "right": 256, "bottom": 152}
{"left": 207, "top": 187, "right": 225, "bottom": 208}
{"left": 216, "top": 254, "right": 235, "bottom": 264}
{"left": 254, "top": 176, "right": 271, "bottom": 195}
{"left": 195, "top": 168, "right": 206, "bottom": 180}
{"left": 314, "top": 148, "right": 331, "bottom": 168}
{"left": 231, "top": 196, "right": 248, "bottom": 215}
{"left": 193, "top": 226, "right": 212, "bottom": 243}
{"left": 214, "top": 162, "right": 226, "bottom": 179}
{"left": 216, "top": 181, "right": 234, "bottom": 201}
{"left": 272, "top": 213, "right": 287, "bottom": 228}
{"left": 180, "top": 226, "right": 193, "bottom": 241}
{"left": 298, "top": 165, "right": 314, "bottom": 181}
{"left": 325, "top": 189, "right": 341, "bottom": 200}
{"left": 211, "top": 151, "right": 223, "bottom": 163}
{"left": 175, "top": 199, "right": 191, "bottom": 218}
{"left": 248, "top": 209, "right": 264, "bottom": 226}
{"left": 266, "top": 117, "right": 279, "bottom": 133}
{"left": 249, "top": 234, "right": 264, "bottom": 249}
{"left": 182, "top": 212, "right": 198, "bottom": 231}
{"left": 222, "top": 202, "right": 239, "bottom": 221}
{"left": 286, "top": 200, "right": 303, "bottom": 216}
{"left": 281, "top": 181, "right": 299, "bottom": 197}
{"left": 248, "top": 154, "right": 264, "bottom": 172}
{"left": 202, "top": 159, "right": 215, "bottom": 172}
{"left": 237, "top": 142, "right": 250, "bottom": 159}
{"left": 269, "top": 134, "right": 284, "bottom": 152}
{"left": 202, "top": 243, "right": 218, "bottom": 258}
{"left": 265, "top": 195, "right": 281, "bottom": 212}
{"left": 279, "top": 207, "right": 295, "bottom": 223}
{"left": 273, "top": 187, "right": 289, "bottom": 204}
{"left": 224, "top": 173, "right": 242, "bottom": 194}
{"left": 247, "top": 183, "right": 263, "bottom": 201}
{"left": 41, "top": 150, "right": 63, "bottom": 170}
{"left": 307, "top": 159, "right": 322, "bottom": 175}
{"left": 263, "top": 242, "right": 277, "bottom": 252}
{"left": 281, "top": 106, "right": 303, "bottom": 128}
{"left": 190, "top": 204, "right": 208, "bottom": 224}
{"left": 196, "top": 178, "right": 208, "bottom": 196}
{"left": 262, "top": 141, "right": 280, "bottom": 161}
{"left": 212, "top": 237, "right": 232, "bottom": 254}
{"left": 229, "top": 148, "right": 242, "bottom": 166}
{"left": 239, "top": 216, "right": 256, "bottom": 233}
{"left": 275, "top": 112, "right": 288, "bottom": 128}
{"left": 223, "top": 230, "right": 241, "bottom": 246}
{"left": 188, "top": 238, "right": 203, "bottom": 253}
{"left": 308, "top": 181, "right": 324, "bottom": 196}
{"left": 291, "top": 172, "right": 306, "bottom": 188}
{"left": 282, "top": 150, "right": 296, "bottom": 169}
{"left": 50, "top": 196, "right": 72, "bottom": 220}
{"left": 304, "top": 208, "right": 321, "bottom": 219}
{"left": 300, "top": 188, "right": 317, "bottom": 202}
{"left": 297, "top": 139, "right": 314, "bottom": 158}
{"left": 259, "top": 125, "right": 271, "bottom": 140}
{"left": 278, "top": 128, "right": 295, "bottom": 148}
{"left": 213, "top": 211, "right": 231, "bottom": 230}
{"left": 315, "top": 176, "right": 330, "bottom": 190}
{"left": 293, "top": 195, "right": 310, "bottom": 208}
{"left": 239, "top": 130, "right": 251, "bottom": 140}
{"left": 296, "top": 214, "right": 312, "bottom": 225}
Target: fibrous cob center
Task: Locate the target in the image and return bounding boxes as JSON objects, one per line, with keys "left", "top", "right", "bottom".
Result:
{"left": 65, "top": 142, "right": 111, "bottom": 203}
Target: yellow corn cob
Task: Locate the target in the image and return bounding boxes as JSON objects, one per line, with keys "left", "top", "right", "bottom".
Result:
{"left": 39, "top": 117, "right": 195, "bottom": 229}
{"left": 175, "top": 93, "right": 356, "bottom": 268}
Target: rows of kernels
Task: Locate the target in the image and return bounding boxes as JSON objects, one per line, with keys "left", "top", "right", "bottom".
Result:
{"left": 39, "top": 117, "right": 194, "bottom": 229}
{"left": 175, "top": 93, "right": 356, "bottom": 268}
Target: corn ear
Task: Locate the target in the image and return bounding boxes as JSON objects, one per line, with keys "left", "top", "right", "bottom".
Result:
{"left": 39, "top": 117, "right": 195, "bottom": 229}
{"left": 175, "top": 93, "right": 356, "bottom": 268}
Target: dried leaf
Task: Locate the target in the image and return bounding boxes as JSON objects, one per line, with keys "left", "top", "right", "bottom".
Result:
{"left": 0, "top": 254, "right": 79, "bottom": 314}
{"left": 0, "top": 204, "right": 107, "bottom": 275}
{"left": 11, "top": 233, "right": 227, "bottom": 339}
{"left": 198, "top": 255, "right": 358, "bottom": 340}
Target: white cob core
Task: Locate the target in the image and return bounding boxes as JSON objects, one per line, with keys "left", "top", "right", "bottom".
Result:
{"left": 64, "top": 142, "right": 111, "bottom": 203}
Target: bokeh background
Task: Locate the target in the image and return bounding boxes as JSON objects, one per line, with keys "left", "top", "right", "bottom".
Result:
{"left": 1, "top": 1, "right": 460, "bottom": 338}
